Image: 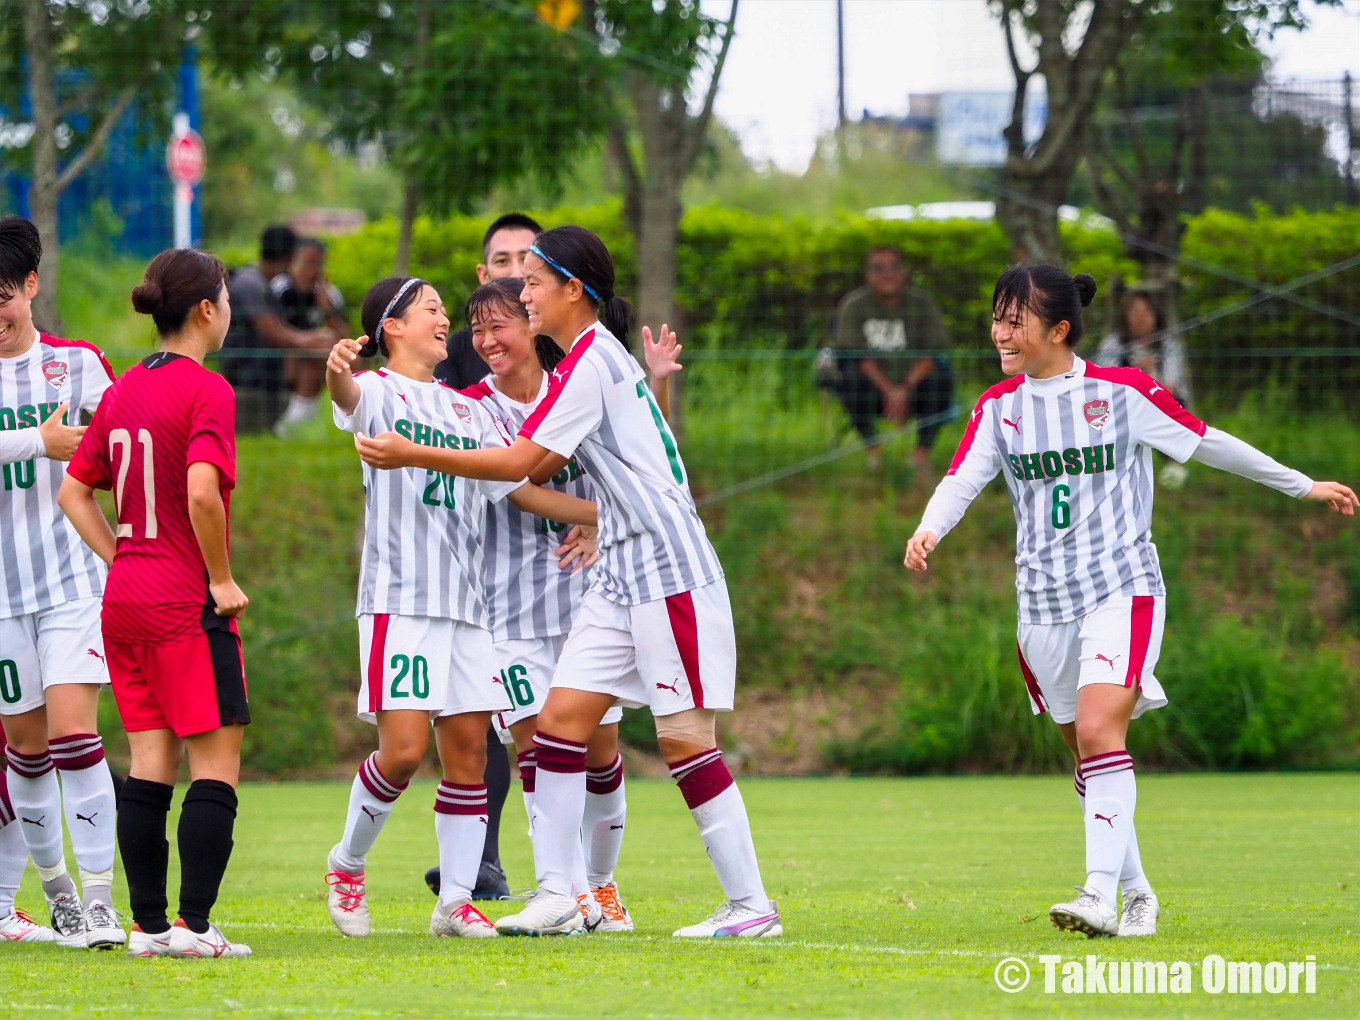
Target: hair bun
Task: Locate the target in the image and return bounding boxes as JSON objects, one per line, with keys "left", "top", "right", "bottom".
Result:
{"left": 1073, "top": 273, "right": 1098, "bottom": 308}
{"left": 130, "top": 280, "right": 164, "bottom": 315}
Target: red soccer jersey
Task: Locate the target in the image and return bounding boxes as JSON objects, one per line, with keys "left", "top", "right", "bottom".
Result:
{"left": 67, "top": 352, "right": 237, "bottom": 645}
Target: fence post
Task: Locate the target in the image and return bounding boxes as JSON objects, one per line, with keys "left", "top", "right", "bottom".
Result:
{"left": 1346, "top": 71, "right": 1357, "bottom": 206}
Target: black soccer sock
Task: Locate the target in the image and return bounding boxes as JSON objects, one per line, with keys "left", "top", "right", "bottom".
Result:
{"left": 176, "top": 779, "right": 238, "bottom": 934}
{"left": 482, "top": 726, "right": 509, "bottom": 865}
{"left": 117, "top": 777, "right": 174, "bottom": 935}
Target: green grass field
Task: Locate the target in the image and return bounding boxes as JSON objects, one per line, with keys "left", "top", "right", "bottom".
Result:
{"left": 2, "top": 774, "right": 1356, "bottom": 1019}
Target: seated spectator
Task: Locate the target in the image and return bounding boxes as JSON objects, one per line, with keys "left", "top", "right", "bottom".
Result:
{"left": 819, "top": 245, "right": 954, "bottom": 473}
{"left": 1093, "top": 288, "right": 1192, "bottom": 406}
{"left": 221, "top": 225, "right": 337, "bottom": 432}
{"left": 271, "top": 237, "right": 349, "bottom": 435}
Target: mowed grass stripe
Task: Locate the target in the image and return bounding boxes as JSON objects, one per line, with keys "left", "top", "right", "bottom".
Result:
{"left": 4, "top": 774, "right": 1357, "bottom": 1019}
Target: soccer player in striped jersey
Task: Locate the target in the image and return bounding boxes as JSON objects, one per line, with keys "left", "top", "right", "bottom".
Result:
{"left": 0, "top": 216, "right": 121, "bottom": 948}
{"left": 355, "top": 226, "right": 780, "bottom": 939}
{"left": 321, "top": 277, "right": 600, "bottom": 940}
{"left": 905, "top": 264, "right": 1357, "bottom": 938}
{"left": 61, "top": 248, "right": 253, "bottom": 959}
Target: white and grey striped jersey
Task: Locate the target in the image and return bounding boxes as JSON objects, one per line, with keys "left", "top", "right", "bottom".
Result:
{"left": 520, "top": 322, "right": 723, "bottom": 606}
{"left": 334, "top": 369, "right": 520, "bottom": 624}
{"left": 918, "top": 356, "right": 1208, "bottom": 625}
{"left": 462, "top": 375, "right": 592, "bottom": 641}
{"left": 0, "top": 334, "right": 115, "bottom": 619}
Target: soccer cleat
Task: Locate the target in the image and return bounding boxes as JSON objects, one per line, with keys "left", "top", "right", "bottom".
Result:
{"left": 424, "top": 865, "right": 441, "bottom": 897}
{"left": 326, "top": 845, "right": 370, "bottom": 937}
{"left": 167, "top": 918, "right": 252, "bottom": 958}
{"left": 577, "top": 892, "right": 603, "bottom": 932}
{"left": 1050, "top": 887, "right": 1118, "bottom": 937}
{"left": 126, "top": 924, "right": 174, "bottom": 957}
{"left": 0, "top": 908, "right": 55, "bottom": 943}
{"left": 84, "top": 901, "right": 126, "bottom": 950}
{"left": 494, "top": 890, "right": 586, "bottom": 937}
{"left": 472, "top": 859, "right": 510, "bottom": 900}
{"left": 47, "top": 891, "right": 88, "bottom": 948}
{"left": 1118, "top": 890, "right": 1160, "bottom": 937}
{"left": 674, "top": 900, "right": 782, "bottom": 938}
{"left": 592, "top": 883, "right": 634, "bottom": 933}
{"left": 430, "top": 899, "right": 498, "bottom": 938}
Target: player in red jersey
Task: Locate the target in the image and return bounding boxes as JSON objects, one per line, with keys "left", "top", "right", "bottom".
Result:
{"left": 59, "top": 249, "right": 252, "bottom": 959}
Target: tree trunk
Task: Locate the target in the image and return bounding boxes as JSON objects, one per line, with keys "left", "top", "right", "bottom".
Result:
{"left": 23, "top": 0, "right": 60, "bottom": 331}
{"left": 995, "top": 173, "right": 1068, "bottom": 266}
{"left": 394, "top": 177, "right": 419, "bottom": 275}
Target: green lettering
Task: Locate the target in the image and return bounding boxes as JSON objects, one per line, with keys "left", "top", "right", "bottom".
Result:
{"left": 1083, "top": 446, "right": 1104, "bottom": 474}
{"left": 1105, "top": 443, "right": 1115, "bottom": 470}
{"left": 412, "top": 422, "right": 431, "bottom": 446}
{"left": 1041, "top": 451, "right": 1064, "bottom": 478}
{"left": 37, "top": 402, "right": 58, "bottom": 422}
{"left": 0, "top": 407, "right": 13, "bottom": 430}
{"left": 395, "top": 419, "right": 413, "bottom": 440}
{"left": 552, "top": 467, "right": 570, "bottom": 485}
{"left": 431, "top": 428, "right": 446, "bottom": 448}
{"left": 1020, "top": 453, "right": 1043, "bottom": 481}
{"left": 1063, "top": 448, "right": 1083, "bottom": 475}
{"left": 17, "top": 405, "right": 37, "bottom": 429}
{"left": 1008, "top": 454, "right": 1024, "bottom": 480}
{"left": 13, "top": 460, "right": 34, "bottom": 489}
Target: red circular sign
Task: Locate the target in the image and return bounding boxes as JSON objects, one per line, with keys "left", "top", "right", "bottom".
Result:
{"left": 166, "top": 130, "right": 206, "bottom": 186}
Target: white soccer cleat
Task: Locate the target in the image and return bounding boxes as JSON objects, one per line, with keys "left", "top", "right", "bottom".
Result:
{"left": 591, "top": 883, "right": 634, "bottom": 933}
{"left": 325, "top": 845, "right": 370, "bottom": 937}
{"left": 430, "top": 898, "right": 499, "bottom": 938}
{"left": 494, "top": 890, "right": 586, "bottom": 937}
{"left": 47, "top": 891, "right": 88, "bottom": 948}
{"left": 0, "top": 908, "right": 55, "bottom": 943}
{"left": 84, "top": 900, "right": 126, "bottom": 950}
{"left": 1118, "top": 890, "right": 1159, "bottom": 936}
{"left": 126, "top": 924, "right": 174, "bottom": 957}
{"left": 577, "top": 892, "right": 603, "bottom": 933}
{"left": 1050, "top": 887, "right": 1118, "bottom": 937}
{"left": 673, "top": 900, "right": 782, "bottom": 938}
{"left": 167, "top": 919, "right": 252, "bottom": 958}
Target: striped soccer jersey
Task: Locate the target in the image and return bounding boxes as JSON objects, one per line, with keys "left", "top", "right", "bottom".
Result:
{"left": 0, "top": 333, "right": 115, "bottom": 619}
{"left": 461, "top": 374, "right": 593, "bottom": 641}
{"left": 520, "top": 322, "right": 723, "bottom": 606}
{"left": 334, "top": 369, "right": 520, "bottom": 623}
{"left": 920, "top": 355, "right": 1206, "bottom": 625}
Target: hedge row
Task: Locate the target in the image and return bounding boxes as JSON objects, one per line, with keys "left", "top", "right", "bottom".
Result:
{"left": 323, "top": 203, "right": 1360, "bottom": 353}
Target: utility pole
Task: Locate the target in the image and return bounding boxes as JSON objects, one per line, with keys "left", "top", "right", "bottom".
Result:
{"left": 836, "top": 0, "right": 847, "bottom": 139}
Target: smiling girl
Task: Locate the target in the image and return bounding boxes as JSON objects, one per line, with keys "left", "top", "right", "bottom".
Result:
{"left": 321, "top": 277, "right": 598, "bottom": 940}
{"left": 904, "top": 264, "right": 1356, "bottom": 939}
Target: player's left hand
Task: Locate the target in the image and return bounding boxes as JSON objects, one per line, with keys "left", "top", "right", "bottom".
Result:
{"left": 903, "top": 530, "right": 938, "bottom": 571}
{"left": 556, "top": 525, "right": 599, "bottom": 574}
{"left": 355, "top": 431, "right": 420, "bottom": 469}
{"left": 1304, "top": 480, "right": 1359, "bottom": 515}
{"left": 210, "top": 577, "right": 249, "bottom": 618}
{"left": 642, "top": 325, "right": 684, "bottom": 381}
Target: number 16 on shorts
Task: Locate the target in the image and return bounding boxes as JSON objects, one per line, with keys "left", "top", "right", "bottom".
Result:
{"left": 357, "top": 614, "right": 452, "bottom": 721}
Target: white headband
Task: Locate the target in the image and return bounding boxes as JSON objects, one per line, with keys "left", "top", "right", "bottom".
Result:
{"left": 373, "top": 277, "right": 423, "bottom": 346}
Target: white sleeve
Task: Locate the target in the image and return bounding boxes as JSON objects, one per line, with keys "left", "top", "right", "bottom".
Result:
{"left": 1191, "top": 427, "right": 1313, "bottom": 498}
{"left": 0, "top": 429, "right": 45, "bottom": 464}
{"left": 520, "top": 360, "right": 604, "bottom": 458}
{"left": 474, "top": 403, "right": 524, "bottom": 503}
{"left": 1125, "top": 373, "right": 1206, "bottom": 463}
{"left": 916, "top": 399, "right": 1002, "bottom": 540}
{"left": 332, "top": 373, "right": 377, "bottom": 434}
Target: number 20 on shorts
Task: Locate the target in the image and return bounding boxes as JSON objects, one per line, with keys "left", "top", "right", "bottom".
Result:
{"left": 389, "top": 654, "right": 430, "bottom": 700}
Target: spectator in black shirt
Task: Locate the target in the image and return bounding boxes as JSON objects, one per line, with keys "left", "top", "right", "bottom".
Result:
{"left": 271, "top": 238, "right": 350, "bottom": 435}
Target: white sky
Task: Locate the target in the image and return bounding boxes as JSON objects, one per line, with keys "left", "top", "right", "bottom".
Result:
{"left": 705, "top": 0, "right": 1360, "bottom": 172}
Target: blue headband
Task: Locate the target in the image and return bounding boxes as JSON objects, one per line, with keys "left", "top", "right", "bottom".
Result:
{"left": 529, "top": 244, "right": 600, "bottom": 302}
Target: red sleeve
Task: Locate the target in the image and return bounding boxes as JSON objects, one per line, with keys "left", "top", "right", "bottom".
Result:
{"left": 66, "top": 392, "right": 114, "bottom": 490}
{"left": 186, "top": 376, "right": 237, "bottom": 490}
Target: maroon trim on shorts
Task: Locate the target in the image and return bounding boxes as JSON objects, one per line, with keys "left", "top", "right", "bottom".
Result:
{"left": 368, "top": 614, "right": 390, "bottom": 714}
{"left": 664, "top": 591, "right": 705, "bottom": 708}
{"left": 1016, "top": 642, "right": 1048, "bottom": 714}
{"left": 1125, "top": 596, "right": 1155, "bottom": 689}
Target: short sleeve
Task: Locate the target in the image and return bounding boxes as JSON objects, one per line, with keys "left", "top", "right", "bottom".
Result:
{"left": 79, "top": 347, "right": 115, "bottom": 414}
{"left": 1123, "top": 371, "right": 1206, "bottom": 463}
{"left": 187, "top": 377, "right": 237, "bottom": 490}
{"left": 519, "top": 359, "right": 604, "bottom": 459}
{"left": 333, "top": 371, "right": 378, "bottom": 434}
{"left": 66, "top": 398, "right": 114, "bottom": 490}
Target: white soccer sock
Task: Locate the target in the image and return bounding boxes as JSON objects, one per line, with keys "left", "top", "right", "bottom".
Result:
{"left": 435, "top": 782, "right": 488, "bottom": 905}
{"left": 584, "top": 755, "right": 626, "bottom": 888}
{"left": 0, "top": 775, "right": 26, "bottom": 918}
{"left": 1076, "top": 763, "right": 1150, "bottom": 899}
{"left": 1081, "top": 751, "right": 1136, "bottom": 909}
{"left": 672, "top": 750, "right": 770, "bottom": 913}
{"left": 4, "top": 747, "right": 67, "bottom": 878}
{"left": 51, "top": 734, "right": 116, "bottom": 906}
{"left": 335, "top": 753, "right": 407, "bottom": 874}
{"left": 531, "top": 733, "right": 587, "bottom": 898}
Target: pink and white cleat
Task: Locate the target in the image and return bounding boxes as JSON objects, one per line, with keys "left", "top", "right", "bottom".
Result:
{"left": 674, "top": 900, "right": 782, "bottom": 938}
{"left": 126, "top": 923, "right": 174, "bottom": 957}
{"left": 0, "top": 908, "right": 55, "bottom": 943}
{"left": 167, "top": 918, "right": 252, "bottom": 958}
{"left": 430, "top": 899, "right": 498, "bottom": 938}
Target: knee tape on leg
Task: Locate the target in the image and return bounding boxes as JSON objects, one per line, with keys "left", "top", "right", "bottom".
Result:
{"left": 653, "top": 708, "right": 717, "bottom": 747}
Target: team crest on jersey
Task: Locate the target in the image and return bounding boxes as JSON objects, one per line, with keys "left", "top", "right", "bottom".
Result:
{"left": 1083, "top": 399, "right": 1110, "bottom": 430}
{"left": 452, "top": 401, "right": 473, "bottom": 424}
{"left": 42, "top": 361, "right": 69, "bottom": 389}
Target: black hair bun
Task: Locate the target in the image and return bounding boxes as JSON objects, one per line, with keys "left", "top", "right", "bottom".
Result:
{"left": 130, "top": 281, "right": 164, "bottom": 315}
{"left": 1073, "top": 273, "right": 1097, "bottom": 308}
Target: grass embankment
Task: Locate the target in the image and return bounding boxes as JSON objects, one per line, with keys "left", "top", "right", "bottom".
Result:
{"left": 5, "top": 774, "right": 1358, "bottom": 1019}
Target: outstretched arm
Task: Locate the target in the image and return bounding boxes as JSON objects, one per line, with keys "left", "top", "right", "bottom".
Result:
{"left": 905, "top": 399, "right": 1003, "bottom": 572}
{"left": 356, "top": 431, "right": 547, "bottom": 483}
{"left": 506, "top": 484, "right": 597, "bottom": 527}
{"left": 1191, "top": 427, "right": 1356, "bottom": 514}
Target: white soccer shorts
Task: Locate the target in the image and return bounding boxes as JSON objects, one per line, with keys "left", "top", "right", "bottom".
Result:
{"left": 356, "top": 614, "right": 506, "bottom": 723}
{"left": 1016, "top": 593, "right": 1167, "bottom": 725}
{"left": 551, "top": 578, "right": 737, "bottom": 717}
{"left": 490, "top": 634, "right": 624, "bottom": 742}
{"left": 0, "top": 597, "right": 109, "bottom": 716}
